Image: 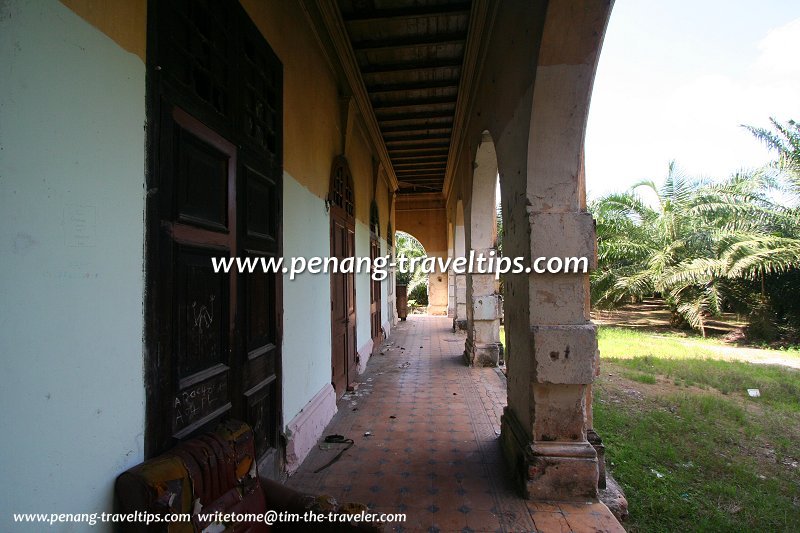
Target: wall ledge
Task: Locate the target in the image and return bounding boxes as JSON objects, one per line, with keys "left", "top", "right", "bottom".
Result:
{"left": 284, "top": 383, "right": 337, "bottom": 475}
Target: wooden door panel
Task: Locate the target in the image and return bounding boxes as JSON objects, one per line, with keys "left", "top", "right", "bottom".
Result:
{"left": 148, "top": 0, "right": 283, "bottom": 468}
{"left": 329, "top": 157, "right": 357, "bottom": 396}
{"left": 242, "top": 260, "right": 279, "bottom": 457}
{"left": 245, "top": 378, "right": 277, "bottom": 459}
{"left": 164, "top": 111, "right": 237, "bottom": 444}
{"left": 370, "top": 238, "right": 382, "bottom": 343}
{"left": 176, "top": 248, "right": 229, "bottom": 378}
{"left": 331, "top": 218, "right": 348, "bottom": 397}
{"left": 176, "top": 131, "right": 230, "bottom": 231}
{"left": 346, "top": 227, "right": 357, "bottom": 386}
{"left": 243, "top": 165, "right": 278, "bottom": 244}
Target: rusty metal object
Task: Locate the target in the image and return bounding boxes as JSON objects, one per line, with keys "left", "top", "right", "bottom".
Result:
{"left": 396, "top": 284, "right": 408, "bottom": 320}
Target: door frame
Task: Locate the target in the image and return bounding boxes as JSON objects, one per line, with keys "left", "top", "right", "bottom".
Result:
{"left": 142, "top": 0, "right": 284, "bottom": 466}
{"left": 328, "top": 156, "right": 357, "bottom": 398}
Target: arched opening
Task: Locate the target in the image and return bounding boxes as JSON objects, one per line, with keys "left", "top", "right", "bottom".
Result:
{"left": 394, "top": 230, "right": 428, "bottom": 315}
{"left": 465, "top": 131, "right": 502, "bottom": 366}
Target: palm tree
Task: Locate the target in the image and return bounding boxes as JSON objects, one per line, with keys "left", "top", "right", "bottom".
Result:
{"left": 744, "top": 118, "right": 800, "bottom": 198}
{"left": 591, "top": 160, "right": 800, "bottom": 337}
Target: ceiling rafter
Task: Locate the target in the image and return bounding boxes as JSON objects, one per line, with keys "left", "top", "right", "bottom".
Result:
{"left": 360, "top": 58, "right": 463, "bottom": 75}
{"left": 388, "top": 147, "right": 450, "bottom": 155}
{"left": 351, "top": 32, "right": 467, "bottom": 51}
{"left": 342, "top": 2, "right": 471, "bottom": 23}
{"left": 383, "top": 131, "right": 450, "bottom": 142}
{"left": 308, "top": 0, "right": 399, "bottom": 192}
{"left": 371, "top": 96, "right": 458, "bottom": 110}
{"left": 443, "top": 0, "right": 497, "bottom": 200}
{"left": 378, "top": 112, "right": 455, "bottom": 123}
{"left": 380, "top": 121, "right": 453, "bottom": 134}
{"left": 366, "top": 79, "right": 460, "bottom": 94}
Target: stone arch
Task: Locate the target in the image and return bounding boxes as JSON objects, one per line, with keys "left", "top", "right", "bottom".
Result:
{"left": 394, "top": 230, "right": 429, "bottom": 313}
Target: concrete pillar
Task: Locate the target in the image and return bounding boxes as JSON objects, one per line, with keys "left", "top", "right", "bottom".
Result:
{"left": 464, "top": 255, "right": 502, "bottom": 366}
{"left": 426, "top": 261, "right": 448, "bottom": 316}
{"left": 453, "top": 217, "right": 467, "bottom": 331}
{"left": 447, "top": 264, "right": 456, "bottom": 318}
{"left": 454, "top": 274, "right": 467, "bottom": 329}
{"left": 495, "top": 0, "right": 612, "bottom": 502}
{"left": 447, "top": 223, "right": 456, "bottom": 318}
{"left": 464, "top": 133, "right": 501, "bottom": 366}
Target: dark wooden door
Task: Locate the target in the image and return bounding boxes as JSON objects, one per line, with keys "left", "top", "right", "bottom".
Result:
{"left": 146, "top": 0, "right": 282, "bottom": 475}
{"left": 329, "top": 157, "right": 357, "bottom": 399}
{"left": 157, "top": 107, "right": 237, "bottom": 450}
{"left": 370, "top": 236, "right": 382, "bottom": 344}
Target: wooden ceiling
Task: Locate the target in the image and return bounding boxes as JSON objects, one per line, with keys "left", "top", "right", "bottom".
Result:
{"left": 336, "top": 0, "right": 472, "bottom": 194}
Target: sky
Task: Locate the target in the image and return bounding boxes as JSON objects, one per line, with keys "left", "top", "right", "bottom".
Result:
{"left": 584, "top": 0, "right": 800, "bottom": 200}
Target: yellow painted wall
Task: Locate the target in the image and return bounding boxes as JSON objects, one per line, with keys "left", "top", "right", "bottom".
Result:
{"left": 61, "top": 0, "right": 385, "bottom": 226}
{"left": 60, "top": 0, "right": 146, "bottom": 62}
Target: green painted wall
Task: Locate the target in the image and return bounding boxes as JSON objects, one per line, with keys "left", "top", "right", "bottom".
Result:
{"left": 0, "top": 0, "right": 146, "bottom": 528}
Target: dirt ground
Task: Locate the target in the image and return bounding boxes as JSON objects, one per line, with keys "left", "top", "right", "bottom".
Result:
{"left": 592, "top": 298, "right": 746, "bottom": 334}
{"left": 593, "top": 298, "right": 800, "bottom": 370}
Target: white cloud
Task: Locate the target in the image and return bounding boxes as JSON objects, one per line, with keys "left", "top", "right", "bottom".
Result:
{"left": 585, "top": 16, "right": 800, "bottom": 199}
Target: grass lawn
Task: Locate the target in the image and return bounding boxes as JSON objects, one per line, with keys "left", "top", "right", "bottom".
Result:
{"left": 500, "top": 325, "right": 800, "bottom": 531}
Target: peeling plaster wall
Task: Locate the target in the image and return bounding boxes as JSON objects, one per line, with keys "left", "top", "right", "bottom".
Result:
{"left": 281, "top": 174, "right": 334, "bottom": 424}
{"left": 0, "top": 0, "right": 146, "bottom": 527}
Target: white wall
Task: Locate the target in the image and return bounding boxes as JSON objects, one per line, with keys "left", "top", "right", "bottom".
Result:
{"left": 354, "top": 221, "right": 372, "bottom": 352}
{"left": 0, "top": 1, "right": 146, "bottom": 529}
{"left": 281, "top": 174, "right": 334, "bottom": 423}
{"left": 380, "top": 237, "right": 390, "bottom": 332}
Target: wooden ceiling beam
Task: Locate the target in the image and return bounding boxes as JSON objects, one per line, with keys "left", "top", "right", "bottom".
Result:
{"left": 378, "top": 112, "right": 455, "bottom": 123}
{"left": 385, "top": 134, "right": 451, "bottom": 144}
{"left": 365, "top": 79, "right": 459, "bottom": 94}
{"left": 360, "top": 58, "right": 463, "bottom": 74}
{"left": 394, "top": 164, "right": 445, "bottom": 170}
{"left": 390, "top": 153, "right": 449, "bottom": 162}
{"left": 372, "top": 96, "right": 458, "bottom": 109}
{"left": 385, "top": 137, "right": 450, "bottom": 148}
{"left": 352, "top": 32, "right": 467, "bottom": 51}
{"left": 380, "top": 120, "right": 453, "bottom": 134}
{"left": 342, "top": 2, "right": 471, "bottom": 23}
{"left": 388, "top": 146, "right": 450, "bottom": 155}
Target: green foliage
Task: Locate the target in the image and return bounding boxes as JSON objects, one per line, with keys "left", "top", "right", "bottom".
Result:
{"left": 591, "top": 121, "right": 800, "bottom": 339}
{"left": 409, "top": 282, "right": 428, "bottom": 306}
{"left": 394, "top": 231, "right": 428, "bottom": 303}
{"left": 744, "top": 118, "right": 800, "bottom": 197}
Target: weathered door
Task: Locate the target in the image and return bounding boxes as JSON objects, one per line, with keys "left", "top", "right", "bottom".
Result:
{"left": 146, "top": 0, "right": 283, "bottom": 476}
{"left": 370, "top": 236, "right": 382, "bottom": 344}
{"left": 329, "top": 157, "right": 357, "bottom": 398}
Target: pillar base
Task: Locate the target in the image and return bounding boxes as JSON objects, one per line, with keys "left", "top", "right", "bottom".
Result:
{"left": 501, "top": 407, "right": 599, "bottom": 501}
{"left": 463, "top": 337, "right": 501, "bottom": 367}
{"left": 587, "top": 428, "right": 606, "bottom": 489}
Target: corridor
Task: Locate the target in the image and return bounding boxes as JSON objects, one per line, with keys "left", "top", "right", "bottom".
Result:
{"left": 287, "top": 316, "right": 624, "bottom": 532}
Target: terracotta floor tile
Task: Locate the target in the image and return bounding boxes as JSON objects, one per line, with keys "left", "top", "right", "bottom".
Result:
{"left": 466, "top": 508, "right": 503, "bottom": 532}
{"left": 532, "top": 511, "right": 572, "bottom": 533}
{"left": 286, "top": 316, "right": 624, "bottom": 533}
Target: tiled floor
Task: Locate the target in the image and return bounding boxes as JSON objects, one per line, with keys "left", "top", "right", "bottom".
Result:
{"left": 287, "top": 316, "right": 624, "bottom": 533}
